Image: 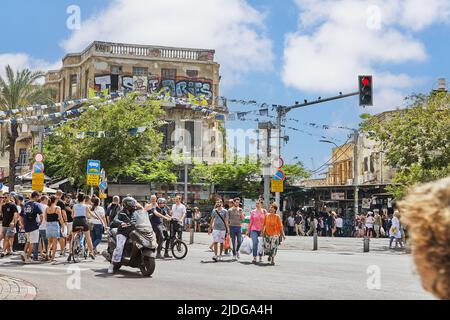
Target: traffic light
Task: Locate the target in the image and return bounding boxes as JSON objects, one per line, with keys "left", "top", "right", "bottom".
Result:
{"left": 359, "top": 75, "right": 373, "bottom": 106}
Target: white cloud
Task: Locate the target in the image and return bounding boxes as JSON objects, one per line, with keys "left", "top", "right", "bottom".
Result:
{"left": 282, "top": 0, "right": 450, "bottom": 112}
{"left": 0, "top": 53, "right": 61, "bottom": 84}
{"left": 61, "top": 0, "right": 274, "bottom": 85}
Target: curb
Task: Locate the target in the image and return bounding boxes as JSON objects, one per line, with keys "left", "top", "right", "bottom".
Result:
{"left": 0, "top": 274, "right": 37, "bottom": 300}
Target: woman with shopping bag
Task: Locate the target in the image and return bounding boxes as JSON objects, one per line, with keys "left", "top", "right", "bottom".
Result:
{"left": 262, "top": 203, "right": 285, "bottom": 265}
{"left": 246, "top": 199, "right": 266, "bottom": 264}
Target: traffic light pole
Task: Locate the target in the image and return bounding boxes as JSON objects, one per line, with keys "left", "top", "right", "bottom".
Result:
{"left": 274, "top": 91, "right": 360, "bottom": 211}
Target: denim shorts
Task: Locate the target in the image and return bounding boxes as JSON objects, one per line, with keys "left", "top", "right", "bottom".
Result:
{"left": 2, "top": 227, "right": 16, "bottom": 238}
{"left": 46, "top": 221, "right": 60, "bottom": 238}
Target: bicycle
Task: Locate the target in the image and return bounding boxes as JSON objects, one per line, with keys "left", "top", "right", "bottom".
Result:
{"left": 70, "top": 226, "right": 88, "bottom": 263}
{"left": 167, "top": 219, "right": 188, "bottom": 259}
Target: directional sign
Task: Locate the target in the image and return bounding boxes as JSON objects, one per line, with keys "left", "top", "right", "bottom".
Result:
{"left": 99, "top": 191, "right": 107, "bottom": 199}
{"left": 33, "top": 162, "right": 45, "bottom": 173}
{"left": 99, "top": 181, "right": 107, "bottom": 190}
{"left": 87, "top": 174, "right": 100, "bottom": 186}
{"left": 271, "top": 179, "right": 284, "bottom": 193}
{"left": 87, "top": 160, "right": 101, "bottom": 175}
{"left": 273, "top": 169, "right": 286, "bottom": 181}
{"left": 34, "top": 153, "right": 44, "bottom": 162}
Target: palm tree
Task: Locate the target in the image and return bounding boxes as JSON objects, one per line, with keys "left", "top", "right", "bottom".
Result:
{"left": 0, "top": 65, "right": 51, "bottom": 191}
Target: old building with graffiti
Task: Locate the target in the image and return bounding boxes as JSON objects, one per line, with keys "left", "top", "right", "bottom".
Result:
{"left": 44, "top": 41, "right": 228, "bottom": 201}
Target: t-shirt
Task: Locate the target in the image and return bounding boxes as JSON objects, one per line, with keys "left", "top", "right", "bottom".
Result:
{"left": 39, "top": 204, "right": 48, "bottom": 230}
{"left": 91, "top": 206, "right": 105, "bottom": 225}
{"left": 64, "top": 202, "right": 73, "bottom": 222}
{"left": 365, "top": 216, "right": 374, "bottom": 228}
{"left": 171, "top": 203, "right": 186, "bottom": 224}
{"left": 287, "top": 216, "right": 295, "bottom": 227}
{"left": 336, "top": 217, "right": 343, "bottom": 228}
{"left": 149, "top": 206, "right": 167, "bottom": 225}
{"left": 186, "top": 208, "right": 193, "bottom": 219}
{"left": 211, "top": 208, "right": 228, "bottom": 231}
{"left": 57, "top": 199, "right": 67, "bottom": 218}
{"left": 20, "top": 200, "right": 43, "bottom": 232}
{"left": 228, "top": 207, "right": 244, "bottom": 227}
{"left": 294, "top": 214, "right": 303, "bottom": 224}
{"left": 106, "top": 203, "right": 121, "bottom": 223}
{"left": 2, "top": 203, "right": 18, "bottom": 227}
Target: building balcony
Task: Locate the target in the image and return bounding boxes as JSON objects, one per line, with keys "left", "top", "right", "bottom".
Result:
{"left": 76, "top": 41, "right": 215, "bottom": 64}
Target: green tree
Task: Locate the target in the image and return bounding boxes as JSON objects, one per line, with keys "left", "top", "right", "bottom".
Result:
{"left": 191, "top": 157, "right": 262, "bottom": 198}
{"left": 44, "top": 94, "right": 173, "bottom": 187}
{"left": 283, "top": 162, "right": 310, "bottom": 185}
{"left": 0, "top": 66, "right": 54, "bottom": 191}
{"left": 360, "top": 91, "right": 450, "bottom": 198}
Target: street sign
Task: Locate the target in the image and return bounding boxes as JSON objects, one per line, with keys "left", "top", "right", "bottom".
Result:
{"left": 86, "top": 174, "right": 100, "bottom": 186}
{"left": 99, "top": 191, "right": 107, "bottom": 199}
{"left": 32, "top": 162, "right": 45, "bottom": 173}
{"left": 32, "top": 173, "right": 45, "bottom": 191}
{"left": 273, "top": 169, "right": 285, "bottom": 181}
{"left": 87, "top": 160, "right": 101, "bottom": 175}
{"left": 271, "top": 157, "right": 284, "bottom": 169}
{"left": 0, "top": 183, "right": 3, "bottom": 190}
{"left": 271, "top": 179, "right": 284, "bottom": 193}
{"left": 99, "top": 181, "right": 107, "bottom": 190}
{"left": 34, "top": 153, "right": 44, "bottom": 162}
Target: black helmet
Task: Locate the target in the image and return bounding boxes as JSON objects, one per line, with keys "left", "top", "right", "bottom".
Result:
{"left": 122, "top": 196, "right": 137, "bottom": 212}
{"left": 157, "top": 197, "right": 167, "bottom": 204}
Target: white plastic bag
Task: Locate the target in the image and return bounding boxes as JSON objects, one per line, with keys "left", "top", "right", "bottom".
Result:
{"left": 380, "top": 227, "right": 386, "bottom": 237}
{"left": 257, "top": 236, "right": 264, "bottom": 256}
{"left": 240, "top": 235, "right": 252, "bottom": 255}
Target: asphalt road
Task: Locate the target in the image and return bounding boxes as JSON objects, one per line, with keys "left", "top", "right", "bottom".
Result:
{"left": 0, "top": 234, "right": 434, "bottom": 300}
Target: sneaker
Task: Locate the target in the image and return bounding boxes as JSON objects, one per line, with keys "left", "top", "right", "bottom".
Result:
{"left": 236, "top": 253, "right": 240, "bottom": 260}
{"left": 233, "top": 255, "right": 237, "bottom": 260}
{"left": 212, "top": 256, "right": 218, "bottom": 262}
{"left": 107, "top": 264, "right": 114, "bottom": 274}
{"left": 20, "top": 253, "right": 26, "bottom": 262}
{"left": 156, "top": 253, "right": 163, "bottom": 259}
{"left": 217, "top": 255, "right": 222, "bottom": 261}
{"left": 259, "top": 256, "right": 263, "bottom": 263}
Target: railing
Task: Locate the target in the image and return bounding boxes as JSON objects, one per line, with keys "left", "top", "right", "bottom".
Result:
{"left": 83, "top": 41, "right": 215, "bottom": 62}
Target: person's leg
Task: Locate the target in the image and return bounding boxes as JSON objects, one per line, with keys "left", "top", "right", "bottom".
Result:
{"left": 236, "top": 228, "right": 242, "bottom": 253}
{"left": 111, "top": 234, "right": 127, "bottom": 263}
{"left": 84, "top": 231, "right": 95, "bottom": 255}
{"left": 250, "top": 231, "right": 258, "bottom": 259}
{"left": 93, "top": 224, "right": 103, "bottom": 250}
{"left": 50, "top": 238, "right": 57, "bottom": 260}
{"left": 213, "top": 242, "right": 218, "bottom": 257}
{"left": 219, "top": 243, "right": 224, "bottom": 256}
{"left": 230, "top": 227, "right": 237, "bottom": 256}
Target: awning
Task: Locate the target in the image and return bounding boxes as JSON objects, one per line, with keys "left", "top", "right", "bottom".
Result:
{"left": 49, "top": 178, "right": 69, "bottom": 188}
{"left": 21, "top": 187, "right": 58, "bottom": 194}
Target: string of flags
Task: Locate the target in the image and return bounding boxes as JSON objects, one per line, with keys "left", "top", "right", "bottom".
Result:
{"left": 0, "top": 91, "right": 226, "bottom": 124}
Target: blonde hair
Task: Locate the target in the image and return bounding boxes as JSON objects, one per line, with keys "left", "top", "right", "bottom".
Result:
{"left": 399, "top": 177, "right": 450, "bottom": 300}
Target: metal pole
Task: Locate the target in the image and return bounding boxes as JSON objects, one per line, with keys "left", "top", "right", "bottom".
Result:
{"left": 275, "top": 108, "right": 282, "bottom": 210}
{"left": 263, "top": 127, "right": 271, "bottom": 210}
{"left": 90, "top": 186, "right": 93, "bottom": 197}
{"left": 353, "top": 130, "right": 359, "bottom": 217}
{"left": 184, "top": 163, "right": 188, "bottom": 204}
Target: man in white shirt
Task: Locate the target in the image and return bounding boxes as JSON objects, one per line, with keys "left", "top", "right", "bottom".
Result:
{"left": 335, "top": 215, "right": 344, "bottom": 237}
{"left": 171, "top": 195, "right": 186, "bottom": 240}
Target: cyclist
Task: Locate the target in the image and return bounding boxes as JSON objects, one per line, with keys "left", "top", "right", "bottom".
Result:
{"left": 67, "top": 193, "right": 95, "bottom": 262}
{"left": 148, "top": 197, "right": 172, "bottom": 259}
{"left": 108, "top": 197, "right": 138, "bottom": 273}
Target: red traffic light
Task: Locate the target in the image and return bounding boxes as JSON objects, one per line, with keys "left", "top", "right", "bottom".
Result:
{"left": 362, "top": 77, "right": 370, "bottom": 86}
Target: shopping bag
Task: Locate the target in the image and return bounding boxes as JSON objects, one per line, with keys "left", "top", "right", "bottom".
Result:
{"left": 380, "top": 227, "right": 386, "bottom": 237}
{"left": 257, "top": 236, "right": 264, "bottom": 256}
{"left": 224, "top": 234, "right": 231, "bottom": 250}
{"left": 239, "top": 236, "right": 252, "bottom": 255}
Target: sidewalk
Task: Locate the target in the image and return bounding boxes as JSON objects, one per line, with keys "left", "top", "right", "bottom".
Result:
{"left": 0, "top": 275, "right": 37, "bottom": 300}
{"left": 187, "top": 232, "right": 408, "bottom": 255}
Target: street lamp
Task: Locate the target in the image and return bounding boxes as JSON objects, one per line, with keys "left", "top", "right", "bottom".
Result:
{"left": 319, "top": 140, "right": 339, "bottom": 148}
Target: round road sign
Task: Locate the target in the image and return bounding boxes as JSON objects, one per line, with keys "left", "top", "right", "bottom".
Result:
{"left": 34, "top": 153, "right": 44, "bottom": 162}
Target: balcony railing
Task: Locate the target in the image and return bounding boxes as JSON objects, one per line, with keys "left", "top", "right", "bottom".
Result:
{"left": 81, "top": 41, "right": 215, "bottom": 62}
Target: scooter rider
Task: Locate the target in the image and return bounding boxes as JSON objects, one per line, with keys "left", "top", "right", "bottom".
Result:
{"left": 148, "top": 198, "right": 172, "bottom": 259}
{"left": 108, "top": 196, "right": 138, "bottom": 273}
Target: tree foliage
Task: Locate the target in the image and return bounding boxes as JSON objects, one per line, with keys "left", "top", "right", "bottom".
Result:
{"left": 283, "top": 162, "right": 310, "bottom": 185}
{"left": 360, "top": 91, "right": 450, "bottom": 198}
{"left": 44, "top": 94, "right": 177, "bottom": 187}
{"left": 0, "top": 65, "right": 54, "bottom": 190}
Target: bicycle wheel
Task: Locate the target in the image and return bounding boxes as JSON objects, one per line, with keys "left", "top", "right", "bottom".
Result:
{"left": 71, "top": 233, "right": 81, "bottom": 263}
{"left": 171, "top": 240, "right": 188, "bottom": 259}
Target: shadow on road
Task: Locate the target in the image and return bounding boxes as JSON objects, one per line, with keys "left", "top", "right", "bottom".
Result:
{"left": 238, "top": 261, "right": 273, "bottom": 267}
{"left": 200, "top": 259, "right": 236, "bottom": 264}
{"left": 93, "top": 268, "right": 151, "bottom": 279}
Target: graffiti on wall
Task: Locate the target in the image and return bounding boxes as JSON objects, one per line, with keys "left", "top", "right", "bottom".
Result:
{"left": 93, "top": 73, "right": 213, "bottom": 103}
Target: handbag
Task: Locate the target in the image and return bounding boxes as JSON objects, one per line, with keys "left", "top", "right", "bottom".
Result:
{"left": 224, "top": 234, "right": 231, "bottom": 250}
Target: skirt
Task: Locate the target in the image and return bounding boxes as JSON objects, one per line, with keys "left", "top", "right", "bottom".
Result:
{"left": 263, "top": 234, "right": 280, "bottom": 257}
{"left": 46, "top": 222, "right": 60, "bottom": 238}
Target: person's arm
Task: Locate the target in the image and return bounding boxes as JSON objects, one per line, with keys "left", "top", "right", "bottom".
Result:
{"left": 180, "top": 206, "right": 186, "bottom": 223}
{"left": 85, "top": 206, "right": 91, "bottom": 220}
{"left": 247, "top": 212, "right": 253, "bottom": 235}
{"left": 239, "top": 208, "right": 245, "bottom": 220}
{"left": 56, "top": 207, "right": 65, "bottom": 226}
{"left": 225, "top": 214, "right": 230, "bottom": 234}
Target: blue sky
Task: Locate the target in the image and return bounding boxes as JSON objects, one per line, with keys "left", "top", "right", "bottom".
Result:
{"left": 1, "top": 0, "right": 449, "bottom": 175}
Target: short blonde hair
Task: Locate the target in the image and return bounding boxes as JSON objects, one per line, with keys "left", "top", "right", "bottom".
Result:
{"left": 399, "top": 177, "right": 450, "bottom": 300}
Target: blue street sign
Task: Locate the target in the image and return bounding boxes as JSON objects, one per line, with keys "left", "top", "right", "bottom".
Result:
{"left": 0, "top": 183, "right": 3, "bottom": 190}
{"left": 273, "top": 170, "right": 286, "bottom": 181}
{"left": 33, "top": 162, "right": 45, "bottom": 173}
{"left": 87, "top": 160, "right": 101, "bottom": 175}
{"left": 99, "top": 181, "right": 107, "bottom": 190}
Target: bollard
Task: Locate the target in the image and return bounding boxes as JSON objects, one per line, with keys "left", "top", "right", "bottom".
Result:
{"left": 189, "top": 228, "right": 194, "bottom": 245}
{"left": 313, "top": 232, "right": 318, "bottom": 251}
{"left": 363, "top": 236, "right": 370, "bottom": 252}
